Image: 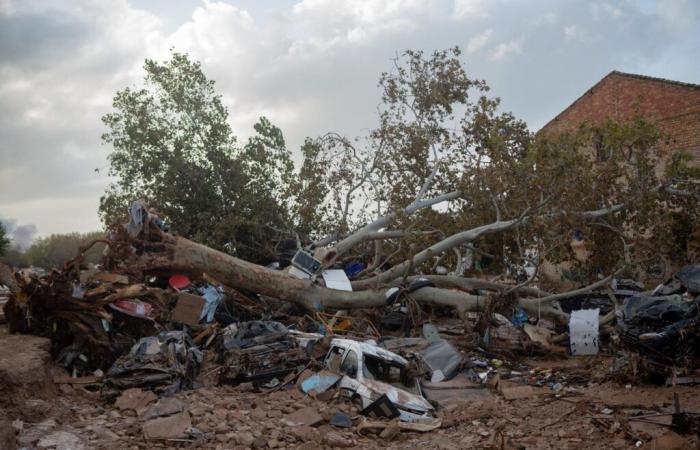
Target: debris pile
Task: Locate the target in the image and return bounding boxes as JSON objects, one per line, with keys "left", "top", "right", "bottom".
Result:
{"left": 102, "top": 330, "right": 203, "bottom": 399}
{"left": 1, "top": 201, "right": 699, "bottom": 448}
{"left": 617, "top": 265, "right": 700, "bottom": 377}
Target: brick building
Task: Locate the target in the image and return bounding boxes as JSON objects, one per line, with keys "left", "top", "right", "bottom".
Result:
{"left": 539, "top": 71, "right": 700, "bottom": 285}
{"left": 541, "top": 70, "right": 700, "bottom": 168}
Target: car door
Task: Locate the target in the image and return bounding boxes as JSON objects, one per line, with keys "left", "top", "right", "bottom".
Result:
{"left": 337, "top": 348, "right": 362, "bottom": 398}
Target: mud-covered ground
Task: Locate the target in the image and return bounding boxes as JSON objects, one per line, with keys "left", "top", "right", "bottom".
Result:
{"left": 2, "top": 325, "right": 699, "bottom": 450}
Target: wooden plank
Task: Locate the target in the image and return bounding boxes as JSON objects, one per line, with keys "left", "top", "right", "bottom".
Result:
{"left": 53, "top": 375, "right": 102, "bottom": 385}
{"left": 171, "top": 292, "right": 205, "bottom": 327}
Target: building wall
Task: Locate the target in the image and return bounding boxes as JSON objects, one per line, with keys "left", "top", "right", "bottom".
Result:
{"left": 539, "top": 72, "right": 700, "bottom": 286}
{"left": 541, "top": 73, "right": 700, "bottom": 164}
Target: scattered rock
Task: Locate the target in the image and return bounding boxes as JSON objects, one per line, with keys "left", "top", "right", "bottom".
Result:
{"left": 380, "top": 424, "right": 400, "bottom": 440}
{"left": 282, "top": 406, "right": 324, "bottom": 427}
{"left": 237, "top": 382, "right": 255, "bottom": 392}
{"left": 640, "top": 432, "right": 693, "bottom": 450}
{"left": 289, "top": 425, "right": 318, "bottom": 443}
{"left": 93, "top": 426, "right": 120, "bottom": 442}
{"left": 236, "top": 431, "right": 255, "bottom": 446}
{"left": 251, "top": 406, "right": 267, "bottom": 421}
{"left": 142, "top": 411, "right": 192, "bottom": 440}
{"left": 499, "top": 384, "right": 537, "bottom": 400}
{"left": 115, "top": 388, "right": 157, "bottom": 414}
{"left": 140, "top": 397, "right": 187, "bottom": 420}
{"left": 323, "top": 431, "right": 354, "bottom": 448}
{"left": 36, "top": 431, "right": 85, "bottom": 450}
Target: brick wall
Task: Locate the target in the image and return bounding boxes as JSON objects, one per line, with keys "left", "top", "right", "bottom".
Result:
{"left": 539, "top": 72, "right": 700, "bottom": 285}
{"left": 541, "top": 72, "right": 700, "bottom": 164}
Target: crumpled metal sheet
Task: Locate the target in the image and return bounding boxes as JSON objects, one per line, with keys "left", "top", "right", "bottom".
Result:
{"left": 220, "top": 320, "right": 288, "bottom": 350}
{"left": 420, "top": 339, "right": 463, "bottom": 382}
{"left": 675, "top": 265, "right": 700, "bottom": 295}
{"left": 300, "top": 371, "right": 341, "bottom": 394}
{"left": 102, "top": 330, "right": 202, "bottom": 399}
{"left": 218, "top": 320, "right": 310, "bottom": 384}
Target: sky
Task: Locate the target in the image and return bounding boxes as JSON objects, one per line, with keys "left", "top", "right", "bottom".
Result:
{"left": 0, "top": 0, "right": 699, "bottom": 248}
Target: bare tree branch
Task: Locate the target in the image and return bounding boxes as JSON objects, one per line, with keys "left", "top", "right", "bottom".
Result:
{"left": 353, "top": 203, "right": 626, "bottom": 289}
{"left": 318, "top": 190, "right": 461, "bottom": 266}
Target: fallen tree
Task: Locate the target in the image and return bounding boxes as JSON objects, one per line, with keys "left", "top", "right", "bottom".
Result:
{"left": 104, "top": 200, "right": 628, "bottom": 326}
{"left": 87, "top": 48, "right": 697, "bottom": 328}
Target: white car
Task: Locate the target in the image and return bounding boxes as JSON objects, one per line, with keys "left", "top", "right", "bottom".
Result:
{"left": 323, "top": 338, "right": 434, "bottom": 421}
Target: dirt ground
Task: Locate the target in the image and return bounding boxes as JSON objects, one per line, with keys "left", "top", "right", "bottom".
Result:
{"left": 2, "top": 324, "right": 699, "bottom": 450}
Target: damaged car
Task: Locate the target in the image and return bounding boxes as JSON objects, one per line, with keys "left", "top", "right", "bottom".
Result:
{"left": 218, "top": 321, "right": 313, "bottom": 384}
{"left": 323, "top": 338, "right": 434, "bottom": 421}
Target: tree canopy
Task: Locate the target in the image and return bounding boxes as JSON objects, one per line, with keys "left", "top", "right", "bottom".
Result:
{"left": 295, "top": 48, "right": 698, "bottom": 285}
{"left": 0, "top": 223, "right": 10, "bottom": 257}
{"left": 100, "top": 48, "right": 698, "bottom": 286}
{"left": 100, "top": 51, "right": 296, "bottom": 264}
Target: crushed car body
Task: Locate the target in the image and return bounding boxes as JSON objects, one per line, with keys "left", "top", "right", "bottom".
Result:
{"left": 323, "top": 338, "right": 434, "bottom": 421}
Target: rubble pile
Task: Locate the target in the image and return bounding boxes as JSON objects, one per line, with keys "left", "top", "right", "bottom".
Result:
{"left": 1, "top": 202, "right": 699, "bottom": 448}
{"left": 617, "top": 268, "right": 700, "bottom": 369}
{"left": 4, "top": 265, "right": 168, "bottom": 373}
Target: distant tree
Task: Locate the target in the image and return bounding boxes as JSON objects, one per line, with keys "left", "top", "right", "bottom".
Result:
{"left": 100, "top": 51, "right": 296, "bottom": 263}
{"left": 0, "top": 249, "right": 29, "bottom": 268}
{"left": 23, "top": 231, "right": 106, "bottom": 269}
{"left": 0, "top": 222, "right": 9, "bottom": 256}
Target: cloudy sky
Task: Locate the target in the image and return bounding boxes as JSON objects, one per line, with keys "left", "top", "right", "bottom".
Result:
{"left": 0, "top": 0, "right": 698, "bottom": 247}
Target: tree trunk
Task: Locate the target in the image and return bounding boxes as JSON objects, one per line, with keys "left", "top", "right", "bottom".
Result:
{"left": 133, "top": 235, "right": 492, "bottom": 314}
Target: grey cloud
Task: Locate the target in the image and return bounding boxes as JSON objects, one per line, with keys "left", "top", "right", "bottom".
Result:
{"left": 0, "top": 11, "right": 92, "bottom": 67}
{"left": 0, "top": 0, "right": 698, "bottom": 238}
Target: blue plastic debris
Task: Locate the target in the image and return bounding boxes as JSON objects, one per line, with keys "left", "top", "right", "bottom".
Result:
{"left": 330, "top": 412, "right": 352, "bottom": 428}
{"left": 344, "top": 261, "right": 364, "bottom": 279}
{"left": 512, "top": 308, "right": 529, "bottom": 326}
{"left": 301, "top": 371, "right": 341, "bottom": 394}
{"left": 197, "top": 284, "right": 224, "bottom": 323}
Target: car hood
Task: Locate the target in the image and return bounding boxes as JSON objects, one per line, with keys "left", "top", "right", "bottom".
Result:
{"left": 360, "top": 378, "right": 433, "bottom": 412}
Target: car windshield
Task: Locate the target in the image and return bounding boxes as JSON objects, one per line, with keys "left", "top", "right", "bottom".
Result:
{"left": 325, "top": 346, "right": 344, "bottom": 372}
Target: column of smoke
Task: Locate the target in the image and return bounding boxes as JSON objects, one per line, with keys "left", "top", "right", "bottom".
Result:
{"left": 0, "top": 217, "right": 38, "bottom": 251}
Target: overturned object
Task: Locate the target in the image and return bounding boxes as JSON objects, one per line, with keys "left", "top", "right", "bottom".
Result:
{"left": 323, "top": 338, "right": 434, "bottom": 421}
{"left": 103, "top": 330, "right": 203, "bottom": 399}
{"left": 654, "top": 264, "right": 700, "bottom": 296}
{"left": 219, "top": 321, "right": 312, "bottom": 384}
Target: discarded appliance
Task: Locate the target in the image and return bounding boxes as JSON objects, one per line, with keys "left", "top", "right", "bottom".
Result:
{"left": 291, "top": 249, "right": 322, "bottom": 277}
{"left": 569, "top": 308, "right": 600, "bottom": 356}
{"left": 321, "top": 269, "right": 353, "bottom": 291}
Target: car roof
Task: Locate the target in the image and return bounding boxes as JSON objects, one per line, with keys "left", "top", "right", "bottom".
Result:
{"left": 329, "top": 338, "right": 408, "bottom": 366}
